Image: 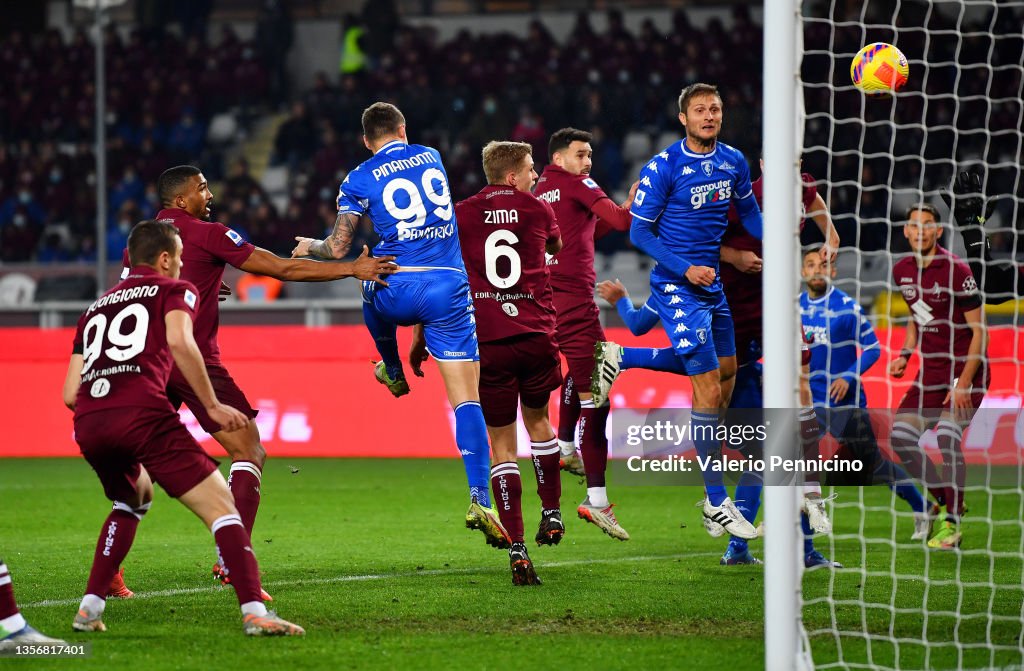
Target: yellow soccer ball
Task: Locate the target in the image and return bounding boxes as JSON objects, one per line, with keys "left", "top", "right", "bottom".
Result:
{"left": 850, "top": 42, "right": 909, "bottom": 96}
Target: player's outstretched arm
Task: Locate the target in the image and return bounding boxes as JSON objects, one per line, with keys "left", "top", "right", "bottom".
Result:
{"left": 808, "top": 193, "right": 840, "bottom": 260}
{"left": 293, "top": 211, "right": 358, "bottom": 260}
{"left": 591, "top": 184, "right": 638, "bottom": 232}
{"left": 720, "top": 244, "right": 762, "bottom": 273}
{"left": 62, "top": 354, "right": 84, "bottom": 410}
{"left": 165, "top": 309, "right": 248, "bottom": 432}
{"left": 245, "top": 245, "right": 396, "bottom": 285}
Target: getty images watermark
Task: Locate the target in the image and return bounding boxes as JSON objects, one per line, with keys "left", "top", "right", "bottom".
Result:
{"left": 609, "top": 407, "right": 870, "bottom": 487}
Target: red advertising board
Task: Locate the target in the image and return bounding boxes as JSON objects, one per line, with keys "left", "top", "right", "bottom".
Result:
{"left": 0, "top": 325, "right": 1020, "bottom": 462}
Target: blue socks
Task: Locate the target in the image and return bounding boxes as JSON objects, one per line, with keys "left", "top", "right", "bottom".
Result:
{"left": 802, "top": 513, "right": 815, "bottom": 555}
{"left": 621, "top": 346, "right": 687, "bottom": 373}
{"left": 362, "top": 303, "right": 404, "bottom": 380}
{"left": 692, "top": 411, "right": 727, "bottom": 506}
{"left": 455, "top": 401, "right": 492, "bottom": 507}
{"left": 729, "top": 470, "right": 764, "bottom": 551}
{"left": 875, "top": 459, "right": 926, "bottom": 513}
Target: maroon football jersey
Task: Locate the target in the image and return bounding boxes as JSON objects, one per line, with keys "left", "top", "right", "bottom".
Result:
{"left": 533, "top": 165, "right": 610, "bottom": 297}
{"left": 128, "top": 208, "right": 255, "bottom": 363}
{"left": 455, "top": 185, "right": 560, "bottom": 342}
{"left": 893, "top": 245, "right": 985, "bottom": 386}
{"left": 72, "top": 267, "right": 198, "bottom": 417}
{"left": 722, "top": 173, "right": 819, "bottom": 359}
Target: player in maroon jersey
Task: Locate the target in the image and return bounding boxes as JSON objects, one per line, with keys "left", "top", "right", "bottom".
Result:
{"left": 121, "top": 166, "right": 395, "bottom": 593}
{"left": 533, "top": 128, "right": 637, "bottom": 540}
{"left": 449, "top": 141, "right": 563, "bottom": 585}
{"left": 63, "top": 220, "right": 303, "bottom": 636}
{"left": 888, "top": 204, "right": 987, "bottom": 550}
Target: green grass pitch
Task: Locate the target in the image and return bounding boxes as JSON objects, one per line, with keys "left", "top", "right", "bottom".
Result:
{"left": 1, "top": 459, "right": 1021, "bottom": 670}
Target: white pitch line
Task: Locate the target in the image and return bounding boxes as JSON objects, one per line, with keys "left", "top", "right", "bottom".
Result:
{"left": 24, "top": 551, "right": 721, "bottom": 609}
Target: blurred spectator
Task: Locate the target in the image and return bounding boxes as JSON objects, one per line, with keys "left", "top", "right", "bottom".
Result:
{"left": 273, "top": 101, "right": 317, "bottom": 169}
{"left": 255, "top": 0, "right": 294, "bottom": 102}
{"left": 361, "top": 0, "right": 399, "bottom": 66}
{"left": 510, "top": 106, "right": 547, "bottom": 163}
{"left": 0, "top": 180, "right": 47, "bottom": 228}
{"left": 339, "top": 14, "right": 367, "bottom": 75}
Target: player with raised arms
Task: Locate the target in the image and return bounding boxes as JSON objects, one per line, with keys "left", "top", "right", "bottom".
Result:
{"left": 533, "top": 128, "right": 637, "bottom": 540}
{"left": 292, "top": 102, "right": 510, "bottom": 548}
{"left": 67, "top": 220, "right": 303, "bottom": 636}
{"left": 888, "top": 204, "right": 988, "bottom": 550}
{"left": 119, "top": 165, "right": 396, "bottom": 597}
{"left": 451, "top": 140, "right": 563, "bottom": 584}
{"left": 946, "top": 170, "right": 1020, "bottom": 304}
{"left": 620, "top": 82, "right": 763, "bottom": 539}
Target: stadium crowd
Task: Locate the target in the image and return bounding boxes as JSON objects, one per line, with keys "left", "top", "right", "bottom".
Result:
{"left": 0, "top": 3, "right": 1019, "bottom": 265}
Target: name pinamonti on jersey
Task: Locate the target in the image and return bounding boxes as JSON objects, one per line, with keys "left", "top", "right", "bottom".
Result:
{"left": 370, "top": 150, "right": 438, "bottom": 181}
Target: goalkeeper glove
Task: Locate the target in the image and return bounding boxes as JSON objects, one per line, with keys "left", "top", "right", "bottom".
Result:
{"left": 941, "top": 170, "right": 995, "bottom": 227}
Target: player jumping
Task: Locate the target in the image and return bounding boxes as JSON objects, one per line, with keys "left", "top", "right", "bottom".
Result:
{"left": 292, "top": 102, "right": 510, "bottom": 548}
{"left": 534, "top": 128, "right": 638, "bottom": 540}
{"left": 615, "top": 83, "right": 763, "bottom": 539}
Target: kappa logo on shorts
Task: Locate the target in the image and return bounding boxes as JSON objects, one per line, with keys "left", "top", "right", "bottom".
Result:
{"left": 664, "top": 284, "right": 678, "bottom": 293}
{"left": 677, "top": 339, "right": 694, "bottom": 349}
{"left": 225, "top": 229, "right": 245, "bottom": 247}
{"left": 674, "top": 323, "right": 689, "bottom": 334}
{"left": 669, "top": 296, "right": 683, "bottom": 305}
{"left": 90, "top": 378, "right": 111, "bottom": 398}
{"left": 696, "top": 328, "right": 707, "bottom": 344}
{"left": 673, "top": 309, "right": 687, "bottom": 319}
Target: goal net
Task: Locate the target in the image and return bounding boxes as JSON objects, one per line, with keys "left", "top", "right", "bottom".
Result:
{"left": 785, "top": 1, "right": 1024, "bottom": 669}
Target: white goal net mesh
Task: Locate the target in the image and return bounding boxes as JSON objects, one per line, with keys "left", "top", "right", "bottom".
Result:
{"left": 796, "top": 1, "right": 1024, "bottom": 669}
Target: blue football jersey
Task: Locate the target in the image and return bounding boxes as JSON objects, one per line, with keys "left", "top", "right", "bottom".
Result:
{"left": 337, "top": 141, "right": 465, "bottom": 269}
{"left": 799, "top": 286, "right": 881, "bottom": 408}
{"left": 630, "top": 140, "right": 758, "bottom": 288}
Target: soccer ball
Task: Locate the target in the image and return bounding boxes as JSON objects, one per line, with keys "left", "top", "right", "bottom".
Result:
{"left": 850, "top": 43, "right": 909, "bottom": 96}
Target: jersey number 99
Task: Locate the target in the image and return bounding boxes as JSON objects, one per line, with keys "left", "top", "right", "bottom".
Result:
{"left": 81, "top": 304, "right": 150, "bottom": 375}
{"left": 383, "top": 168, "right": 453, "bottom": 234}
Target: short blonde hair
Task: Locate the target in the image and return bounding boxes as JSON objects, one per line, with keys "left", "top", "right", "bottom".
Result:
{"left": 482, "top": 141, "right": 533, "bottom": 185}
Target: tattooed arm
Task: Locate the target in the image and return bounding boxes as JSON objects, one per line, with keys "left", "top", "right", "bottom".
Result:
{"left": 292, "top": 212, "right": 359, "bottom": 260}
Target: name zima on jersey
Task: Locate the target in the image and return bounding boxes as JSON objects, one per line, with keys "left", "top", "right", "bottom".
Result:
{"left": 630, "top": 141, "right": 756, "bottom": 279}
{"left": 336, "top": 141, "right": 465, "bottom": 269}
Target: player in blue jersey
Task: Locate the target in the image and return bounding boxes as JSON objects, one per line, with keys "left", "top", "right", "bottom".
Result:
{"left": 800, "top": 247, "right": 933, "bottom": 542}
{"left": 611, "top": 82, "right": 763, "bottom": 538}
{"left": 292, "top": 102, "right": 510, "bottom": 549}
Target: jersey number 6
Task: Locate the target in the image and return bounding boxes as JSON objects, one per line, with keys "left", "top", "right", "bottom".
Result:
{"left": 484, "top": 229, "right": 522, "bottom": 289}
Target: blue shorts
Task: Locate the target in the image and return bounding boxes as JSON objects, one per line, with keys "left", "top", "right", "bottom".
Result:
{"left": 648, "top": 278, "right": 736, "bottom": 376}
{"left": 362, "top": 269, "right": 479, "bottom": 362}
